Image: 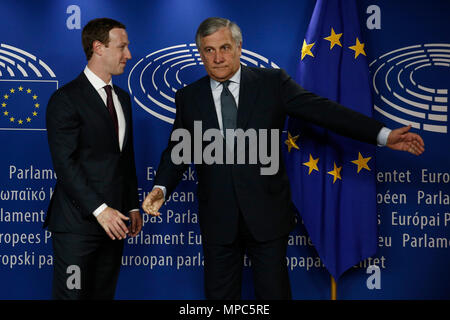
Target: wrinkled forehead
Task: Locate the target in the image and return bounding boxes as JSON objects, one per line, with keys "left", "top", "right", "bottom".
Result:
{"left": 200, "top": 27, "right": 237, "bottom": 47}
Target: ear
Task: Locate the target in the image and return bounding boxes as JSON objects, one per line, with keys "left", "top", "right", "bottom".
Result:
{"left": 92, "top": 40, "right": 104, "bottom": 57}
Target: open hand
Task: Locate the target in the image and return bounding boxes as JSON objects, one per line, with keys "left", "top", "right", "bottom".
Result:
{"left": 386, "top": 125, "right": 425, "bottom": 156}
{"left": 142, "top": 188, "right": 165, "bottom": 216}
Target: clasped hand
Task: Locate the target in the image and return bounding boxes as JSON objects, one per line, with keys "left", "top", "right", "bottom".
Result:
{"left": 96, "top": 207, "right": 142, "bottom": 240}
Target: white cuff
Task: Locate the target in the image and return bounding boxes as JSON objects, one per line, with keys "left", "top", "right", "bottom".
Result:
{"left": 377, "top": 127, "right": 391, "bottom": 147}
{"left": 93, "top": 203, "right": 108, "bottom": 217}
{"left": 152, "top": 185, "right": 167, "bottom": 200}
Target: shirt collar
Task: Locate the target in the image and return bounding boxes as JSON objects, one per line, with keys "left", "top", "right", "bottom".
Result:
{"left": 210, "top": 65, "right": 241, "bottom": 90}
{"left": 84, "top": 66, "right": 113, "bottom": 92}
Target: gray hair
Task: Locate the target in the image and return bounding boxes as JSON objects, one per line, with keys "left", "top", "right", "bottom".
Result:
{"left": 195, "top": 17, "right": 242, "bottom": 48}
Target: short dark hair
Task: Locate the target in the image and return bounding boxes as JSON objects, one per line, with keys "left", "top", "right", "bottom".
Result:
{"left": 82, "top": 18, "right": 126, "bottom": 60}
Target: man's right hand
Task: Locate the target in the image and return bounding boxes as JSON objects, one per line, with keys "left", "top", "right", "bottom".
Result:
{"left": 142, "top": 188, "right": 164, "bottom": 216}
{"left": 96, "top": 207, "right": 130, "bottom": 240}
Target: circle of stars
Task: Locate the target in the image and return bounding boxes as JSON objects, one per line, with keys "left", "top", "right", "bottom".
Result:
{"left": 1, "top": 86, "right": 39, "bottom": 125}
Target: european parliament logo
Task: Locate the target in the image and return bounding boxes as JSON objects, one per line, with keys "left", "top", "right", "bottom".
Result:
{"left": 0, "top": 43, "right": 57, "bottom": 131}
{"left": 128, "top": 43, "right": 279, "bottom": 124}
{"left": 370, "top": 43, "right": 449, "bottom": 134}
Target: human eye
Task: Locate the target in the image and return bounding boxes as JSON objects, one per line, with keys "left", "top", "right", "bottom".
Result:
{"left": 204, "top": 47, "right": 214, "bottom": 54}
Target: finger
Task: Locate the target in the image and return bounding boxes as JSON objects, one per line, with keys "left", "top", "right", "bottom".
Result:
{"left": 149, "top": 205, "right": 161, "bottom": 216}
{"left": 132, "top": 216, "right": 140, "bottom": 235}
{"left": 132, "top": 221, "right": 141, "bottom": 237}
{"left": 104, "top": 226, "right": 115, "bottom": 240}
{"left": 117, "top": 212, "right": 130, "bottom": 221}
{"left": 116, "top": 218, "right": 129, "bottom": 235}
{"left": 142, "top": 200, "right": 152, "bottom": 214}
{"left": 413, "top": 142, "right": 425, "bottom": 153}
{"left": 408, "top": 144, "right": 421, "bottom": 156}
{"left": 411, "top": 139, "right": 425, "bottom": 151}
{"left": 109, "top": 224, "right": 122, "bottom": 240}
{"left": 131, "top": 217, "right": 136, "bottom": 234}
{"left": 109, "top": 217, "right": 127, "bottom": 238}
{"left": 142, "top": 199, "right": 148, "bottom": 211}
{"left": 113, "top": 223, "right": 127, "bottom": 239}
{"left": 413, "top": 134, "right": 425, "bottom": 146}
{"left": 399, "top": 125, "right": 412, "bottom": 134}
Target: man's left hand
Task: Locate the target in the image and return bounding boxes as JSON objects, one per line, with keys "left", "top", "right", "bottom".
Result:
{"left": 386, "top": 125, "right": 425, "bottom": 156}
{"left": 128, "top": 210, "right": 142, "bottom": 237}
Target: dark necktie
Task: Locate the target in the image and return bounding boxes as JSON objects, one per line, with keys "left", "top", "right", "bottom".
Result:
{"left": 103, "top": 85, "right": 119, "bottom": 140}
{"left": 221, "top": 80, "right": 237, "bottom": 135}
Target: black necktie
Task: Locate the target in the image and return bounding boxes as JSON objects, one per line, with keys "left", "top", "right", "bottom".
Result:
{"left": 221, "top": 80, "right": 237, "bottom": 135}
{"left": 103, "top": 85, "right": 119, "bottom": 140}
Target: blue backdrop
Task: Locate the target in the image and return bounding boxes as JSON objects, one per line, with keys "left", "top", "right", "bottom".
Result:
{"left": 0, "top": 0, "right": 448, "bottom": 299}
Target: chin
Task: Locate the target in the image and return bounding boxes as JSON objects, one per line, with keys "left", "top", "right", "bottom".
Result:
{"left": 113, "top": 69, "right": 125, "bottom": 76}
{"left": 212, "top": 72, "right": 232, "bottom": 81}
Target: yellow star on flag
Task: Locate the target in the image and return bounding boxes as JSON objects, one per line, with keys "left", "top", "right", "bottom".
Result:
{"left": 351, "top": 152, "right": 371, "bottom": 173}
{"left": 285, "top": 132, "right": 300, "bottom": 152}
{"left": 26, "top": 117, "right": 31, "bottom": 122}
{"left": 35, "top": 103, "right": 40, "bottom": 108}
{"left": 32, "top": 95, "right": 38, "bottom": 100}
{"left": 18, "top": 86, "right": 23, "bottom": 91}
{"left": 324, "top": 28, "right": 342, "bottom": 49}
{"left": 26, "top": 89, "right": 31, "bottom": 93}
{"left": 303, "top": 154, "right": 320, "bottom": 175}
{"left": 301, "top": 39, "right": 315, "bottom": 60}
{"left": 9, "top": 117, "right": 15, "bottom": 122}
{"left": 327, "top": 162, "right": 342, "bottom": 184}
{"left": 1, "top": 102, "right": 6, "bottom": 107}
{"left": 10, "top": 88, "right": 15, "bottom": 93}
{"left": 18, "top": 119, "right": 23, "bottom": 124}
{"left": 4, "top": 94, "right": 9, "bottom": 99}
{"left": 3, "top": 111, "right": 8, "bottom": 116}
{"left": 349, "top": 38, "right": 366, "bottom": 59}
{"left": 32, "top": 111, "right": 38, "bottom": 116}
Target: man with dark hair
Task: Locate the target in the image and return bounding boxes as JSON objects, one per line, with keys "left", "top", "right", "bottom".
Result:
{"left": 45, "top": 17, "right": 142, "bottom": 299}
{"left": 142, "top": 17, "right": 424, "bottom": 300}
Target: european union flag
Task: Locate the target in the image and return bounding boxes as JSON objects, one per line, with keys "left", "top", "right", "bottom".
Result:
{"left": 0, "top": 80, "right": 56, "bottom": 130}
{"left": 284, "top": 0, "right": 377, "bottom": 279}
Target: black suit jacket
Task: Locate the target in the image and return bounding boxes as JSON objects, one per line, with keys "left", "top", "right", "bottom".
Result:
{"left": 154, "top": 66, "right": 384, "bottom": 245}
{"left": 44, "top": 72, "right": 139, "bottom": 235}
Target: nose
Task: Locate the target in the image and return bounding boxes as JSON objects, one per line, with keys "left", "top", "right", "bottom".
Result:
{"left": 213, "top": 51, "right": 224, "bottom": 64}
{"left": 124, "top": 47, "right": 132, "bottom": 60}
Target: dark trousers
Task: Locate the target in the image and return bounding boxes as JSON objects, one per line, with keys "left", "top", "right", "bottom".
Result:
{"left": 202, "top": 213, "right": 291, "bottom": 300}
{"left": 51, "top": 232, "right": 124, "bottom": 300}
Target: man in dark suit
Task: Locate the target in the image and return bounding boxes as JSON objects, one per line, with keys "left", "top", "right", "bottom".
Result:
{"left": 45, "top": 18, "right": 142, "bottom": 299}
{"left": 142, "top": 17, "right": 424, "bottom": 299}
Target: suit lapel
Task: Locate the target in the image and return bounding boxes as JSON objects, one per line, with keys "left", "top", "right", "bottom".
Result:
{"left": 196, "top": 76, "right": 220, "bottom": 131}
{"left": 237, "top": 65, "right": 259, "bottom": 130}
{"left": 76, "top": 73, "right": 120, "bottom": 151}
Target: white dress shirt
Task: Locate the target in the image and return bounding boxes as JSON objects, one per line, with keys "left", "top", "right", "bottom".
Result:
{"left": 83, "top": 66, "right": 126, "bottom": 150}
{"left": 83, "top": 66, "right": 129, "bottom": 217}
{"left": 210, "top": 67, "right": 241, "bottom": 132}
